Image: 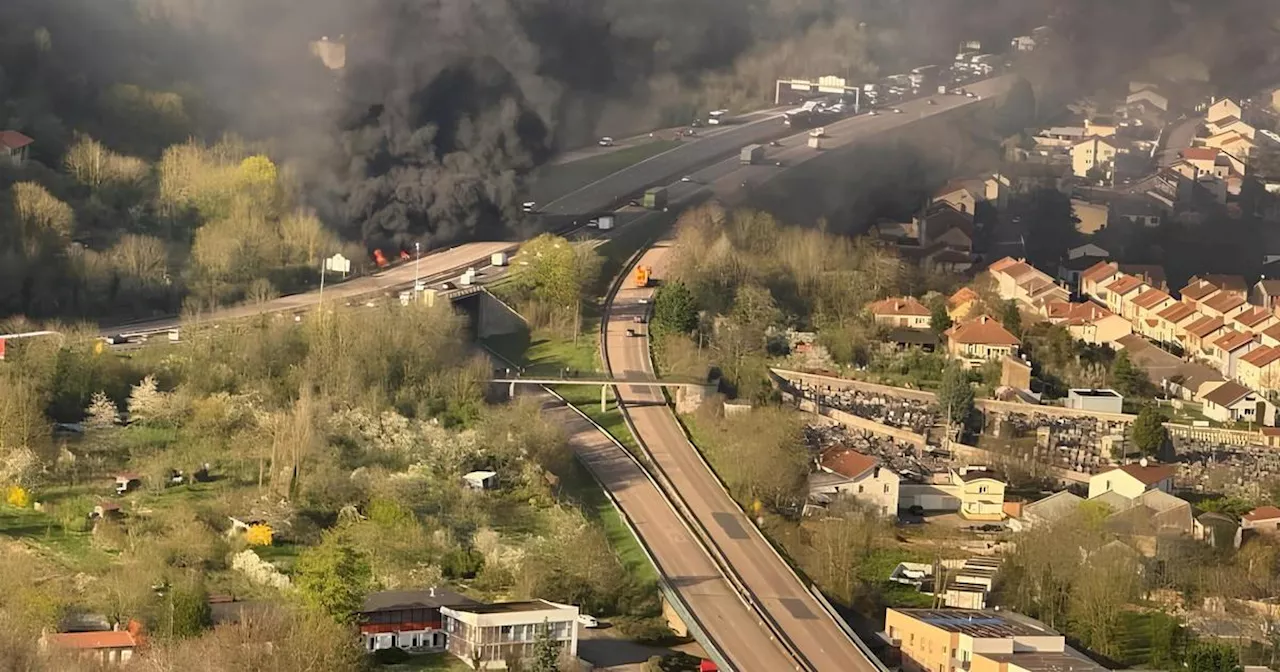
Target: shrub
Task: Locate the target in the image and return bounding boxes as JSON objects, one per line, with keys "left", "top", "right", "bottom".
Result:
{"left": 245, "top": 523, "right": 273, "bottom": 547}
{"left": 5, "top": 485, "right": 30, "bottom": 508}
{"left": 615, "top": 615, "right": 675, "bottom": 645}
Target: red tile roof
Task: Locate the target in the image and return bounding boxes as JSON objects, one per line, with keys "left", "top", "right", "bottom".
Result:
{"left": 1132, "top": 288, "right": 1172, "bottom": 310}
{"left": 1203, "top": 291, "right": 1245, "bottom": 314}
{"left": 1186, "top": 315, "right": 1226, "bottom": 338}
{"left": 1244, "top": 505, "right": 1280, "bottom": 522}
{"left": 948, "top": 287, "right": 979, "bottom": 307}
{"left": 870, "top": 297, "right": 931, "bottom": 317}
{"left": 1202, "top": 381, "right": 1253, "bottom": 407}
{"left": 820, "top": 448, "right": 879, "bottom": 480}
{"left": 1081, "top": 261, "right": 1120, "bottom": 285}
{"left": 987, "top": 257, "right": 1021, "bottom": 274}
{"left": 1181, "top": 147, "right": 1221, "bottom": 162}
{"left": 1241, "top": 345, "right": 1280, "bottom": 368}
{"left": 1111, "top": 463, "right": 1176, "bottom": 486}
{"left": 1264, "top": 323, "right": 1280, "bottom": 343}
{"left": 0, "top": 130, "right": 33, "bottom": 150}
{"left": 1181, "top": 280, "right": 1220, "bottom": 302}
{"left": 946, "top": 315, "right": 1021, "bottom": 346}
{"left": 1234, "top": 307, "right": 1273, "bottom": 328}
{"left": 1156, "top": 302, "right": 1197, "bottom": 324}
{"left": 45, "top": 629, "right": 140, "bottom": 650}
{"left": 1000, "top": 262, "right": 1036, "bottom": 281}
{"left": 1197, "top": 274, "right": 1248, "bottom": 294}
{"left": 1106, "top": 274, "right": 1145, "bottom": 296}
{"left": 1212, "top": 331, "right": 1255, "bottom": 352}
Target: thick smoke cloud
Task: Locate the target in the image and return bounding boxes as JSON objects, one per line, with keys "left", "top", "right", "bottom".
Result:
{"left": 6, "top": 0, "right": 1278, "bottom": 250}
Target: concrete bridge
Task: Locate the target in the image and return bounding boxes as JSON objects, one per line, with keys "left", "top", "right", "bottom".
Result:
{"left": 491, "top": 375, "right": 716, "bottom": 412}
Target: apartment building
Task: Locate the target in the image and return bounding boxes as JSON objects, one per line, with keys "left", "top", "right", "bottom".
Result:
{"left": 442, "top": 601, "right": 578, "bottom": 670}
{"left": 881, "top": 609, "right": 1107, "bottom": 672}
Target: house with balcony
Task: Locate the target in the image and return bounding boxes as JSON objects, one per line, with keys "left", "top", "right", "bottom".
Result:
{"left": 442, "top": 600, "right": 578, "bottom": 669}
{"left": 932, "top": 181, "right": 983, "bottom": 215}
{"left": 1071, "top": 135, "right": 1118, "bottom": 181}
{"left": 945, "top": 316, "right": 1021, "bottom": 367}
{"left": 950, "top": 468, "right": 1006, "bottom": 521}
{"left": 359, "top": 588, "right": 479, "bottom": 653}
{"left": 880, "top": 608, "right": 1106, "bottom": 672}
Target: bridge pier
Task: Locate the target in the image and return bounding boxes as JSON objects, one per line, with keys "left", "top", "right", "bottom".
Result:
{"left": 601, "top": 385, "right": 608, "bottom": 414}
{"left": 509, "top": 381, "right": 517, "bottom": 399}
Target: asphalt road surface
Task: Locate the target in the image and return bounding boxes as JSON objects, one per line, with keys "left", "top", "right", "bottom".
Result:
{"left": 538, "top": 391, "right": 798, "bottom": 672}
{"left": 541, "top": 75, "right": 1014, "bottom": 218}
{"left": 605, "top": 249, "right": 879, "bottom": 672}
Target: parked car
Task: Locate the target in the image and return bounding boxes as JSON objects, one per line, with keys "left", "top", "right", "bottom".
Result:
{"left": 577, "top": 614, "right": 601, "bottom": 628}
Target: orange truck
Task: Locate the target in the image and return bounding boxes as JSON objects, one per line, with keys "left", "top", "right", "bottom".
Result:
{"left": 634, "top": 265, "right": 651, "bottom": 288}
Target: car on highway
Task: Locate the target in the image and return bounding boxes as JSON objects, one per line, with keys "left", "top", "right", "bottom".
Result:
{"left": 927, "top": 99, "right": 937, "bottom": 105}
{"left": 103, "top": 334, "right": 129, "bottom": 345}
{"left": 966, "top": 91, "right": 976, "bottom": 98}
{"left": 598, "top": 136, "right": 614, "bottom": 147}
{"left": 893, "top": 108, "right": 903, "bottom": 114}
{"left": 774, "top": 160, "right": 784, "bottom": 167}
{"left": 769, "top": 140, "right": 781, "bottom": 147}
{"left": 680, "top": 175, "right": 693, "bottom": 182}
{"left": 867, "top": 109, "right": 879, "bottom": 116}
{"left": 625, "top": 328, "right": 638, "bottom": 338}
{"left": 522, "top": 201, "right": 536, "bottom": 213}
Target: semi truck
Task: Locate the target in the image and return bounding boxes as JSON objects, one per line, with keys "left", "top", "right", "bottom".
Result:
{"left": 740, "top": 144, "right": 764, "bottom": 165}
{"left": 634, "top": 266, "right": 651, "bottom": 288}
{"left": 642, "top": 187, "right": 667, "bottom": 210}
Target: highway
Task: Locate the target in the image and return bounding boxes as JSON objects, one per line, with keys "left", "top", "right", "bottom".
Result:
{"left": 539, "top": 393, "right": 799, "bottom": 672}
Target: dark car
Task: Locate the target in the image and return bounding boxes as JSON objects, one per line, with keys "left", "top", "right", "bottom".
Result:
{"left": 906, "top": 505, "right": 925, "bottom": 516}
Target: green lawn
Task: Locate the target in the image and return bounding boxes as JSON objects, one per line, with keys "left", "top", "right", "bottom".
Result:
{"left": 0, "top": 504, "right": 108, "bottom": 570}
{"left": 529, "top": 140, "right": 682, "bottom": 204}
{"left": 561, "top": 461, "right": 659, "bottom": 587}
{"left": 379, "top": 652, "right": 472, "bottom": 671}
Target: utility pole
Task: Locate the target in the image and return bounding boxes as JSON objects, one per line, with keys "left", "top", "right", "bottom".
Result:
{"left": 414, "top": 242, "right": 422, "bottom": 298}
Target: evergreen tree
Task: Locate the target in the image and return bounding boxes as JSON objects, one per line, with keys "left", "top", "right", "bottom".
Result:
{"left": 530, "top": 619, "right": 561, "bottom": 672}
{"left": 929, "top": 297, "right": 952, "bottom": 337}
{"left": 652, "top": 280, "right": 699, "bottom": 335}
{"left": 1131, "top": 405, "right": 1169, "bottom": 457}
{"left": 937, "top": 365, "right": 974, "bottom": 429}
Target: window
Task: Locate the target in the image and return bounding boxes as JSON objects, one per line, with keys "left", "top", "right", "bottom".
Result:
{"left": 858, "top": 484, "right": 865, "bottom": 494}
{"left": 884, "top": 483, "right": 890, "bottom": 493}
{"left": 978, "top": 486, "right": 988, "bottom": 494}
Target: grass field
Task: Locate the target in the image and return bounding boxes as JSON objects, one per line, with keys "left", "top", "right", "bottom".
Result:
{"left": 380, "top": 652, "right": 473, "bottom": 670}
{"left": 529, "top": 140, "right": 682, "bottom": 204}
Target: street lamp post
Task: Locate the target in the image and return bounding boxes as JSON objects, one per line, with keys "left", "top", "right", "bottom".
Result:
{"left": 414, "top": 242, "right": 421, "bottom": 296}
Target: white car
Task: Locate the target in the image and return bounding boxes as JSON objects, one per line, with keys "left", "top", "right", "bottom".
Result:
{"left": 522, "top": 201, "right": 536, "bottom": 212}
{"left": 893, "top": 108, "right": 903, "bottom": 114}
{"left": 681, "top": 175, "right": 692, "bottom": 182}
{"left": 965, "top": 91, "right": 976, "bottom": 98}
{"left": 598, "top": 137, "right": 614, "bottom": 147}
{"left": 577, "top": 614, "right": 601, "bottom": 628}
{"left": 867, "top": 110, "right": 879, "bottom": 116}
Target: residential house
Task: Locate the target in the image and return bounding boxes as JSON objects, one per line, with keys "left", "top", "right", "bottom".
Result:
{"left": 880, "top": 608, "right": 1105, "bottom": 672}
{"left": 1071, "top": 135, "right": 1117, "bottom": 180}
{"left": 1120, "top": 264, "right": 1168, "bottom": 292}
{"left": 810, "top": 448, "right": 901, "bottom": 517}
{"left": 360, "top": 588, "right": 478, "bottom": 653}
{"left": 945, "top": 316, "right": 1021, "bottom": 366}
{"left": 1131, "top": 288, "right": 1176, "bottom": 338}
{"left": 1200, "top": 380, "right": 1277, "bottom": 426}
{"left": 1251, "top": 279, "right": 1280, "bottom": 311}
{"left": 932, "top": 181, "right": 981, "bottom": 215}
{"left": 1238, "top": 346, "right": 1280, "bottom": 394}
{"left": 984, "top": 173, "right": 1011, "bottom": 210}
{"left": 1207, "top": 115, "right": 1256, "bottom": 140}
{"left": 988, "top": 257, "right": 1069, "bottom": 310}
{"left": 0, "top": 130, "right": 33, "bottom": 167}
{"left": 1088, "top": 462, "right": 1175, "bottom": 500}
{"left": 1085, "top": 115, "right": 1117, "bottom": 138}
{"left": 1206, "top": 130, "right": 1255, "bottom": 159}
{"left": 1102, "top": 274, "right": 1148, "bottom": 320}
{"left": 1199, "top": 290, "right": 1249, "bottom": 320}
{"left": 1126, "top": 88, "right": 1169, "bottom": 112}
{"left": 1080, "top": 261, "right": 1121, "bottom": 303}
{"left": 870, "top": 297, "right": 933, "bottom": 330}
{"left": 950, "top": 468, "right": 1006, "bottom": 521}
{"left": 1231, "top": 306, "right": 1276, "bottom": 334}
{"left": 1101, "top": 488, "right": 1197, "bottom": 553}
{"left": 1180, "top": 277, "right": 1227, "bottom": 310}
{"left": 916, "top": 203, "right": 975, "bottom": 252}
{"left": 1207, "top": 98, "right": 1243, "bottom": 125}
{"left": 40, "top": 621, "right": 144, "bottom": 665}
{"left": 1183, "top": 315, "right": 1228, "bottom": 356}
{"left": 442, "top": 601, "right": 578, "bottom": 669}
{"left": 1043, "top": 300, "right": 1132, "bottom": 346}
{"left": 1152, "top": 302, "right": 1200, "bottom": 348}
{"left": 1065, "top": 243, "right": 1110, "bottom": 261}
{"left": 1197, "top": 275, "right": 1248, "bottom": 297}
{"left": 1242, "top": 506, "right": 1280, "bottom": 534}
{"left": 1058, "top": 255, "right": 1111, "bottom": 293}
{"left": 1263, "top": 323, "right": 1280, "bottom": 349}
{"left": 1008, "top": 491, "right": 1083, "bottom": 531}
{"left": 1208, "top": 330, "right": 1257, "bottom": 378}
{"left": 947, "top": 287, "right": 980, "bottom": 322}
{"left": 1180, "top": 147, "right": 1225, "bottom": 177}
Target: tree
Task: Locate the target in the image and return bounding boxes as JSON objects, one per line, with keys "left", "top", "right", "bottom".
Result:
{"left": 1111, "top": 351, "right": 1151, "bottom": 397}
{"left": 12, "top": 182, "right": 74, "bottom": 257}
{"left": 294, "top": 533, "right": 372, "bottom": 623}
{"left": 995, "top": 77, "right": 1037, "bottom": 136}
{"left": 530, "top": 619, "right": 561, "bottom": 672}
{"left": 999, "top": 300, "right": 1023, "bottom": 340}
{"left": 511, "top": 234, "right": 603, "bottom": 329}
{"left": 937, "top": 364, "right": 974, "bottom": 430}
{"left": 1017, "top": 189, "right": 1080, "bottom": 268}
{"left": 85, "top": 391, "right": 118, "bottom": 430}
{"left": 652, "top": 280, "right": 699, "bottom": 335}
{"left": 1185, "top": 640, "right": 1241, "bottom": 672}
{"left": 929, "top": 297, "right": 952, "bottom": 337}
{"left": 1131, "top": 405, "right": 1169, "bottom": 457}
{"left": 168, "top": 584, "right": 213, "bottom": 639}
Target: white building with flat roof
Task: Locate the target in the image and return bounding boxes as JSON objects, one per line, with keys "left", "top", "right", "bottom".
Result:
{"left": 442, "top": 600, "right": 578, "bottom": 669}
